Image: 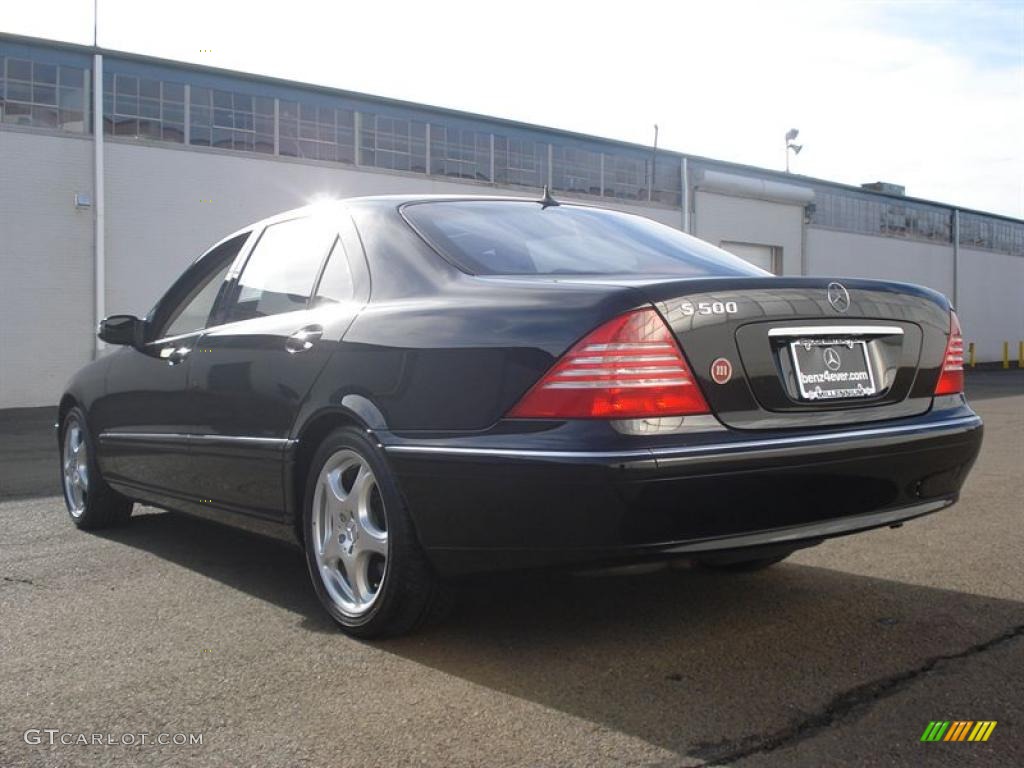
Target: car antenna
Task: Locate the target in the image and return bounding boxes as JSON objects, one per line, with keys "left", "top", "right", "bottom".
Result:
{"left": 538, "top": 185, "right": 560, "bottom": 209}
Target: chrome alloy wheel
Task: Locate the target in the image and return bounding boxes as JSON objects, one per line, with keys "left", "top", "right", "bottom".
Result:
{"left": 312, "top": 449, "right": 389, "bottom": 617}
{"left": 62, "top": 420, "right": 89, "bottom": 518}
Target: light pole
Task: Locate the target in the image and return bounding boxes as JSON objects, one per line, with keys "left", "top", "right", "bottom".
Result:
{"left": 785, "top": 128, "right": 803, "bottom": 173}
{"left": 649, "top": 124, "right": 659, "bottom": 202}
{"left": 93, "top": 0, "right": 105, "bottom": 356}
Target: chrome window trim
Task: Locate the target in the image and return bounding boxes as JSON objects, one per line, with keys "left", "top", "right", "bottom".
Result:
{"left": 767, "top": 325, "right": 904, "bottom": 338}
{"left": 382, "top": 414, "right": 981, "bottom": 460}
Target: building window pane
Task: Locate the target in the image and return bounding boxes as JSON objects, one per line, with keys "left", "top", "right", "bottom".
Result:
{"left": 493, "top": 135, "right": 547, "bottom": 188}
{"left": 6, "top": 79, "right": 32, "bottom": 102}
{"left": 358, "top": 112, "right": 426, "bottom": 172}
{"left": 32, "top": 83, "right": 57, "bottom": 106}
{"left": 1, "top": 54, "right": 87, "bottom": 132}
{"left": 552, "top": 145, "right": 601, "bottom": 196}
{"left": 7, "top": 58, "right": 32, "bottom": 81}
{"left": 188, "top": 86, "right": 273, "bottom": 152}
{"left": 429, "top": 124, "right": 490, "bottom": 181}
{"left": 99, "top": 71, "right": 186, "bottom": 143}
{"left": 603, "top": 155, "right": 646, "bottom": 201}
{"left": 279, "top": 98, "right": 354, "bottom": 163}
{"left": 163, "top": 81, "right": 184, "bottom": 103}
{"left": 652, "top": 158, "right": 681, "bottom": 206}
{"left": 34, "top": 62, "right": 57, "bottom": 84}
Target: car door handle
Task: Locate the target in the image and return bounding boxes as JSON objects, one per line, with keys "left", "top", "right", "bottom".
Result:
{"left": 159, "top": 345, "right": 191, "bottom": 365}
{"left": 285, "top": 326, "right": 323, "bottom": 354}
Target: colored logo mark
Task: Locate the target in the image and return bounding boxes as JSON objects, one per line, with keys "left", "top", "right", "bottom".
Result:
{"left": 920, "top": 721, "right": 997, "bottom": 742}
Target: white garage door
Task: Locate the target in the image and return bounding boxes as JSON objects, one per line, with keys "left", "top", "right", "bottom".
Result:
{"left": 720, "top": 241, "right": 779, "bottom": 274}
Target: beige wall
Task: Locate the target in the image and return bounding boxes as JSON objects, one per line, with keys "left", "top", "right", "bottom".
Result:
{"left": 692, "top": 190, "right": 804, "bottom": 275}
{"left": 0, "top": 135, "right": 682, "bottom": 407}
{"left": 958, "top": 247, "right": 1024, "bottom": 362}
{"left": 805, "top": 227, "right": 955, "bottom": 298}
{"left": 0, "top": 130, "right": 94, "bottom": 408}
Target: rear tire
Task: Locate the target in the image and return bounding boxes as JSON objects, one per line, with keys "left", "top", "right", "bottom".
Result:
{"left": 699, "top": 552, "right": 792, "bottom": 572}
{"left": 59, "top": 407, "right": 133, "bottom": 530}
{"left": 302, "top": 426, "right": 450, "bottom": 638}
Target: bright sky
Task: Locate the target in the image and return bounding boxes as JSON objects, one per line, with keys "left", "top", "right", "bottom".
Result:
{"left": 5, "top": 0, "right": 1023, "bottom": 217}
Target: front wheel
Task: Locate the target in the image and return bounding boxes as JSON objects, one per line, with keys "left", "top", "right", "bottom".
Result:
{"left": 59, "top": 407, "right": 133, "bottom": 529}
{"left": 302, "top": 427, "right": 450, "bottom": 638}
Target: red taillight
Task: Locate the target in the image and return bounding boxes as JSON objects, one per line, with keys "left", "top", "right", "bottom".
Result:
{"left": 934, "top": 311, "right": 964, "bottom": 395}
{"left": 507, "top": 308, "right": 710, "bottom": 419}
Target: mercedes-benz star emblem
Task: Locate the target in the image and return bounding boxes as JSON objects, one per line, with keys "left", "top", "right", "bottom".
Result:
{"left": 823, "top": 346, "right": 842, "bottom": 371}
{"left": 827, "top": 281, "right": 850, "bottom": 313}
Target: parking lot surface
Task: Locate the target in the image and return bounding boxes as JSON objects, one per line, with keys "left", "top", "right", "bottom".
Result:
{"left": 1, "top": 372, "right": 1021, "bottom": 767}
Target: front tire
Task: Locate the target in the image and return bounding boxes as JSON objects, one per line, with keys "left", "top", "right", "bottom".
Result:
{"left": 302, "top": 426, "right": 449, "bottom": 638}
{"left": 59, "top": 407, "right": 133, "bottom": 529}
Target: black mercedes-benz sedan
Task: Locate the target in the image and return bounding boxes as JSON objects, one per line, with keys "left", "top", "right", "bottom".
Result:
{"left": 58, "top": 194, "right": 983, "bottom": 637}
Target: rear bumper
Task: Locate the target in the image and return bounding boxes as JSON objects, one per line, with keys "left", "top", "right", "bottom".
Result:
{"left": 382, "top": 408, "right": 983, "bottom": 575}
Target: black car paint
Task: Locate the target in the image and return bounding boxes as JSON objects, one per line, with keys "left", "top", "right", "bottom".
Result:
{"left": 59, "top": 196, "right": 983, "bottom": 574}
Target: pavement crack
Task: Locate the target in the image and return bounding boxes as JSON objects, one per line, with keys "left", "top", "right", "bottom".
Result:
{"left": 2, "top": 575, "right": 43, "bottom": 588}
{"left": 691, "top": 623, "right": 1024, "bottom": 765}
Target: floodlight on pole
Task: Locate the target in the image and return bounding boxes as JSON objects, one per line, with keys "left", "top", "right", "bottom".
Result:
{"left": 785, "top": 128, "right": 802, "bottom": 173}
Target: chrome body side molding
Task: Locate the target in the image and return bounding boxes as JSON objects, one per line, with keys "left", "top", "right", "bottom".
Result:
{"left": 99, "top": 432, "right": 296, "bottom": 448}
{"left": 382, "top": 414, "right": 982, "bottom": 461}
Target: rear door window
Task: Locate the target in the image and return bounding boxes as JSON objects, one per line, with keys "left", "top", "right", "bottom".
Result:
{"left": 402, "top": 200, "right": 766, "bottom": 277}
{"left": 312, "top": 239, "right": 355, "bottom": 306}
{"left": 222, "top": 217, "right": 334, "bottom": 323}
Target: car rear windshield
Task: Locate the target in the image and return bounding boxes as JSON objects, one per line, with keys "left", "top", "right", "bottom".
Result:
{"left": 402, "top": 200, "right": 767, "bottom": 277}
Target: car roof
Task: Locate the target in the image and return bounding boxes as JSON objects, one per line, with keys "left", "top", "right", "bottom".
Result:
{"left": 273, "top": 192, "right": 605, "bottom": 220}
{"left": 199, "top": 193, "right": 607, "bottom": 267}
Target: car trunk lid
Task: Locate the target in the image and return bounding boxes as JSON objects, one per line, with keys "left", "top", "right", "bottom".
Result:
{"left": 628, "top": 276, "right": 951, "bottom": 430}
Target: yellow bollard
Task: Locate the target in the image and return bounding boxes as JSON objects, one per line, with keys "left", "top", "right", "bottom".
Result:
{"left": 968, "top": 342, "right": 976, "bottom": 368}
{"left": 1003, "top": 341, "right": 1010, "bottom": 370}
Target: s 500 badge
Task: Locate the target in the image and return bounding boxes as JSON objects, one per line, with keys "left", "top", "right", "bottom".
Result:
{"left": 678, "top": 300, "right": 739, "bottom": 316}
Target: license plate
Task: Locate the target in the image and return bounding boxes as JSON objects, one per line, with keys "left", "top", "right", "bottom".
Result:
{"left": 789, "top": 338, "right": 877, "bottom": 401}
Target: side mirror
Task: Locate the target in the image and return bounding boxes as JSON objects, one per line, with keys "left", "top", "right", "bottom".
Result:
{"left": 98, "top": 314, "right": 146, "bottom": 348}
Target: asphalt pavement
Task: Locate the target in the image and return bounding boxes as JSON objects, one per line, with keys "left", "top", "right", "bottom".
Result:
{"left": 1, "top": 371, "right": 1021, "bottom": 767}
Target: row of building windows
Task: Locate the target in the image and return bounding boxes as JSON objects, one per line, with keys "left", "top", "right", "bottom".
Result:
{"left": 0, "top": 56, "right": 87, "bottom": 132}
{"left": 279, "top": 100, "right": 355, "bottom": 163}
{"left": 103, "top": 72, "right": 183, "bottom": 142}
{"left": 960, "top": 212, "right": 1024, "bottom": 256}
{"left": 809, "top": 191, "right": 1024, "bottom": 255}
{"left": 1, "top": 51, "right": 1019, "bottom": 254}
{"left": 13, "top": 58, "right": 681, "bottom": 206}
{"left": 811, "top": 189, "right": 954, "bottom": 243}
{"left": 0, "top": 56, "right": 657, "bottom": 209}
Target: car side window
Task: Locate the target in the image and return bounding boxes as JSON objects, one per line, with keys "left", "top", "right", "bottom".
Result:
{"left": 158, "top": 233, "right": 248, "bottom": 339}
{"left": 312, "top": 238, "right": 354, "bottom": 306}
{"left": 222, "top": 217, "right": 333, "bottom": 323}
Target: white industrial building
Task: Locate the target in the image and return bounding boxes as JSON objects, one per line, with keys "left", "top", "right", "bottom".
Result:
{"left": 2, "top": 32, "right": 1022, "bottom": 409}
